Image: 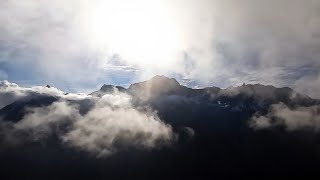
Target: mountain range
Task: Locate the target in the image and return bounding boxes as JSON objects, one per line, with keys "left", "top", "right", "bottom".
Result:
{"left": 1, "top": 75, "right": 320, "bottom": 179}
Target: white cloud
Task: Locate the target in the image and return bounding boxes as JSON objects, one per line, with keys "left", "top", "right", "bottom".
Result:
{"left": 0, "top": 80, "right": 89, "bottom": 108}
{"left": 63, "top": 99, "right": 173, "bottom": 157}
{"left": 0, "top": 81, "right": 174, "bottom": 157}
{"left": 14, "top": 101, "right": 79, "bottom": 141}
{"left": 250, "top": 103, "right": 320, "bottom": 131}
{"left": 0, "top": 80, "right": 27, "bottom": 108}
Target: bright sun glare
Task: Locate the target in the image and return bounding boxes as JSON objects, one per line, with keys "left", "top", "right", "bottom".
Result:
{"left": 87, "top": 0, "right": 184, "bottom": 69}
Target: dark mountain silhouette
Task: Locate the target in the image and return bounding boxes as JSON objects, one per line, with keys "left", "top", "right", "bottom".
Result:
{"left": 1, "top": 76, "right": 320, "bottom": 179}
{"left": 0, "top": 95, "right": 58, "bottom": 122}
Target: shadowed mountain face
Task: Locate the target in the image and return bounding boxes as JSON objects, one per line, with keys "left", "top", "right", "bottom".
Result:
{"left": 1, "top": 76, "right": 320, "bottom": 179}
{"left": 0, "top": 95, "right": 58, "bottom": 123}
{"left": 126, "top": 76, "right": 316, "bottom": 111}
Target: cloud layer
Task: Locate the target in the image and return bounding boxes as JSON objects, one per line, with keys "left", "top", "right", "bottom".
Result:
{"left": 0, "top": 81, "right": 173, "bottom": 157}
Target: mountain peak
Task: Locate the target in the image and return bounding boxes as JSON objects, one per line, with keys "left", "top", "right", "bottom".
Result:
{"left": 100, "top": 84, "right": 115, "bottom": 91}
{"left": 128, "top": 76, "right": 182, "bottom": 99}
{"left": 99, "top": 84, "right": 126, "bottom": 92}
{"left": 128, "top": 76, "right": 180, "bottom": 90}
{"left": 90, "top": 84, "right": 127, "bottom": 97}
{"left": 149, "top": 75, "right": 180, "bottom": 86}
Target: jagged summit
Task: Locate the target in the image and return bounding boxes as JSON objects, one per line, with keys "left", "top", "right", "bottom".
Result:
{"left": 2, "top": 75, "right": 309, "bottom": 103}
{"left": 87, "top": 75, "right": 314, "bottom": 104}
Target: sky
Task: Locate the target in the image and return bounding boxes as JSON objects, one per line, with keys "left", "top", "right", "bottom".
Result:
{"left": 0, "top": 0, "right": 319, "bottom": 98}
